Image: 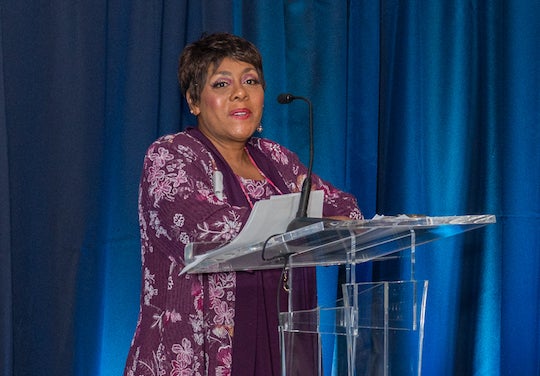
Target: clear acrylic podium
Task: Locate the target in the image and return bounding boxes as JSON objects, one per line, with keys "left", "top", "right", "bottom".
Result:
{"left": 184, "top": 214, "right": 495, "bottom": 375}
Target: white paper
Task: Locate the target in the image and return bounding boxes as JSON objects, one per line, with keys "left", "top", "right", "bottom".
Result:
{"left": 181, "top": 190, "right": 324, "bottom": 274}
{"left": 235, "top": 190, "right": 324, "bottom": 246}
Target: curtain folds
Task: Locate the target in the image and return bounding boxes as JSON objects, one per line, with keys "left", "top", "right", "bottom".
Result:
{"left": 0, "top": 8, "right": 14, "bottom": 374}
{"left": 1, "top": 1, "right": 538, "bottom": 375}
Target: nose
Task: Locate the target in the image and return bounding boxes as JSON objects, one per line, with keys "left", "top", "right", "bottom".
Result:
{"left": 230, "top": 82, "right": 248, "bottom": 101}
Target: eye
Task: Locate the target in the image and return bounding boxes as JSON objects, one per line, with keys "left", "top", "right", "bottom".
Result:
{"left": 244, "top": 78, "right": 261, "bottom": 85}
{"left": 211, "top": 80, "right": 229, "bottom": 89}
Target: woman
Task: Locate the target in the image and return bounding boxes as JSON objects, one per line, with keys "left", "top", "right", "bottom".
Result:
{"left": 124, "top": 32, "right": 362, "bottom": 376}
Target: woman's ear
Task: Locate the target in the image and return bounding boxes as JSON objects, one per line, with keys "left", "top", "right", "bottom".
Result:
{"left": 186, "top": 92, "right": 200, "bottom": 116}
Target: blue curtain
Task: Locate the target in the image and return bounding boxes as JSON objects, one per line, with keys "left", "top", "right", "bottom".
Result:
{"left": 0, "top": 9, "right": 13, "bottom": 374}
{"left": 1, "top": 1, "right": 538, "bottom": 375}
{"left": 377, "top": 2, "right": 540, "bottom": 374}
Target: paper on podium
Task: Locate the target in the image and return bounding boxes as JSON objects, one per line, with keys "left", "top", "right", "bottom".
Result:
{"left": 238, "top": 190, "right": 323, "bottom": 244}
{"left": 181, "top": 190, "right": 324, "bottom": 274}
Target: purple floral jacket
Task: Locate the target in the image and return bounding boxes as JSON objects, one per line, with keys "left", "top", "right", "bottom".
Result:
{"left": 124, "top": 129, "right": 362, "bottom": 376}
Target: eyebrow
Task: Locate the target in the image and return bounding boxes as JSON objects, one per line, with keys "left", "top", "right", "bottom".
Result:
{"left": 211, "top": 67, "right": 258, "bottom": 77}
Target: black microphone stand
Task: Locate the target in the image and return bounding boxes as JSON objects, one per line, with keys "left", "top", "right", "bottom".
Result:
{"left": 278, "top": 93, "right": 328, "bottom": 232}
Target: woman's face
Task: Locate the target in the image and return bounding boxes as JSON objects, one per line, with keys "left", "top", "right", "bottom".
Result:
{"left": 189, "top": 57, "right": 264, "bottom": 148}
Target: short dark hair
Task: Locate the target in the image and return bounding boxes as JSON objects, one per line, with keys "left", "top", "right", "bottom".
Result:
{"left": 178, "top": 33, "right": 266, "bottom": 104}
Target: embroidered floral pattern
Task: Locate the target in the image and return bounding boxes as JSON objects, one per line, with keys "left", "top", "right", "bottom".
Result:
{"left": 237, "top": 177, "right": 267, "bottom": 200}
{"left": 260, "top": 139, "right": 289, "bottom": 165}
{"left": 144, "top": 267, "right": 158, "bottom": 306}
{"left": 195, "top": 210, "right": 242, "bottom": 243}
{"left": 124, "top": 131, "right": 361, "bottom": 375}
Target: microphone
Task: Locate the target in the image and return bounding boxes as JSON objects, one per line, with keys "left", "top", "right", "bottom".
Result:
{"left": 277, "top": 93, "right": 297, "bottom": 105}
{"left": 277, "top": 93, "right": 321, "bottom": 231}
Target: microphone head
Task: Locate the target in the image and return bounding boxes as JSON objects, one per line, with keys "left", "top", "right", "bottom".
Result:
{"left": 277, "top": 93, "right": 295, "bottom": 104}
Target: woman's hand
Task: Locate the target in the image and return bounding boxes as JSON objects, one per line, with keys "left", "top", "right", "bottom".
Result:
{"left": 324, "top": 215, "right": 352, "bottom": 221}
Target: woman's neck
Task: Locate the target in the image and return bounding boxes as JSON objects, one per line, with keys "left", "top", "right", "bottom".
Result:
{"left": 189, "top": 127, "right": 263, "bottom": 180}
{"left": 223, "top": 147, "right": 263, "bottom": 180}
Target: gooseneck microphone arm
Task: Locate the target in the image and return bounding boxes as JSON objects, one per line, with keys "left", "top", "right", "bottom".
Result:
{"left": 277, "top": 93, "right": 315, "bottom": 230}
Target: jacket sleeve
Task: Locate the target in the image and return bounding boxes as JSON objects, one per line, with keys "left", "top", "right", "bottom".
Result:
{"left": 138, "top": 134, "right": 251, "bottom": 264}
{"left": 256, "top": 138, "right": 363, "bottom": 220}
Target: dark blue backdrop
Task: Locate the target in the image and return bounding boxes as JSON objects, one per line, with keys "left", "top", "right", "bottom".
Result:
{"left": 1, "top": 1, "right": 538, "bottom": 375}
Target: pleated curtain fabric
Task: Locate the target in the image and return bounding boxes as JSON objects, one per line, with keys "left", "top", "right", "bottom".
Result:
{"left": 0, "top": 1, "right": 538, "bottom": 374}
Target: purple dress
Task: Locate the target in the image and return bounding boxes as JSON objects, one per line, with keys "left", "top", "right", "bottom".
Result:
{"left": 124, "top": 128, "right": 362, "bottom": 376}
